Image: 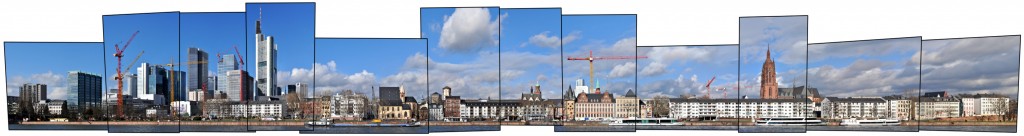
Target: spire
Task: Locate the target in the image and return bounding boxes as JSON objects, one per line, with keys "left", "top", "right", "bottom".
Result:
{"left": 596, "top": 79, "right": 601, "bottom": 89}
{"left": 765, "top": 45, "right": 773, "bottom": 62}
{"left": 256, "top": 7, "right": 263, "bottom": 34}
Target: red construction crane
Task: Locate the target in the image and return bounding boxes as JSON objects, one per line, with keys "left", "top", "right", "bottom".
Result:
{"left": 703, "top": 76, "right": 715, "bottom": 99}
{"left": 567, "top": 50, "right": 647, "bottom": 92}
{"left": 232, "top": 45, "right": 246, "bottom": 102}
{"left": 233, "top": 45, "right": 245, "bottom": 68}
{"left": 112, "top": 30, "right": 139, "bottom": 117}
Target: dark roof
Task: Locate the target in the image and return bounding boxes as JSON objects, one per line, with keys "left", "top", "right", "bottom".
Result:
{"left": 922, "top": 91, "right": 948, "bottom": 98}
{"left": 624, "top": 89, "right": 636, "bottom": 97}
{"left": 882, "top": 95, "right": 910, "bottom": 100}
{"left": 404, "top": 96, "right": 417, "bottom": 103}
{"left": 957, "top": 93, "right": 1009, "bottom": 98}
{"left": 381, "top": 100, "right": 404, "bottom": 106}
{"left": 824, "top": 97, "right": 886, "bottom": 103}
{"left": 920, "top": 97, "right": 959, "bottom": 102}
{"left": 563, "top": 87, "right": 576, "bottom": 100}
{"left": 583, "top": 94, "right": 615, "bottom": 102}
{"left": 401, "top": 105, "right": 411, "bottom": 110}
{"left": 778, "top": 86, "right": 821, "bottom": 98}
{"left": 668, "top": 98, "right": 810, "bottom": 103}
{"left": 462, "top": 100, "right": 519, "bottom": 106}
{"left": 379, "top": 87, "right": 402, "bottom": 101}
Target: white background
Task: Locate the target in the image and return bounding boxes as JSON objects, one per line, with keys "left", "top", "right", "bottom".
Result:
{"left": 1, "top": 0, "right": 1021, "bottom": 135}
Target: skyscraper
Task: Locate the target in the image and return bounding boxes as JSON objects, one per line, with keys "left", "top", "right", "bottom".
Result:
{"left": 138, "top": 63, "right": 169, "bottom": 105}
{"left": 124, "top": 74, "right": 138, "bottom": 97}
{"left": 18, "top": 83, "right": 46, "bottom": 114}
{"left": 760, "top": 47, "right": 779, "bottom": 99}
{"left": 255, "top": 8, "right": 278, "bottom": 97}
{"left": 168, "top": 70, "right": 187, "bottom": 102}
{"left": 187, "top": 47, "right": 208, "bottom": 95}
{"left": 294, "top": 83, "right": 308, "bottom": 98}
{"left": 218, "top": 54, "right": 238, "bottom": 97}
{"left": 67, "top": 71, "right": 102, "bottom": 115}
{"left": 226, "top": 70, "right": 253, "bottom": 102}
{"left": 574, "top": 78, "right": 589, "bottom": 96}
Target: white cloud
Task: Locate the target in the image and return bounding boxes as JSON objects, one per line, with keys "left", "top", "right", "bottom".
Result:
{"left": 639, "top": 62, "right": 668, "bottom": 76}
{"left": 607, "top": 62, "right": 636, "bottom": 78}
{"left": 6, "top": 71, "right": 67, "bottom": 99}
{"left": 438, "top": 8, "right": 499, "bottom": 53}
{"left": 528, "top": 31, "right": 560, "bottom": 48}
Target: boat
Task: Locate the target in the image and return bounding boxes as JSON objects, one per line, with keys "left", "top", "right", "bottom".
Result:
{"left": 754, "top": 117, "right": 825, "bottom": 126}
{"left": 609, "top": 118, "right": 684, "bottom": 126}
{"left": 840, "top": 118, "right": 900, "bottom": 126}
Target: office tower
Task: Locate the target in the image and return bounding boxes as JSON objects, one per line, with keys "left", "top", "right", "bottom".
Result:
{"left": 254, "top": 10, "right": 278, "bottom": 99}
{"left": 217, "top": 54, "right": 238, "bottom": 97}
{"left": 18, "top": 83, "right": 46, "bottom": 114}
{"left": 167, "top": 70, "right": 187, "bottom": 102}
{"left": 67, "top": 71, "right": 103, "bottom": 115}
{"left": 226, "top": 70, "right": 253, "bottom": 102}
{"left": 294, "top": 83, "right": 308, "bottom": 98}
{"left": 125, "top": 74, "right": 137, "bottom": 97}
{"left": 187, "top": 47, "right": 208, "bottom": 94}
{"left": 574, "top": 78, "right": 589, "bottom": 96}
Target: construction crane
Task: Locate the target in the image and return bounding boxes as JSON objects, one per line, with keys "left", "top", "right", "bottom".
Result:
{"left": 702, "top": 76, "right": 715, "bottom": 99}
{"left": 162, "top": 57, "right": 209, "bottom": 117}
{"left": 232, "top": 45, "right": 246, "bottom": 102}
{"left": 567, "top": 50, "right": 647, "bottom": 92}
{"left": 112, "top": 30, "right": 139, "bottom": 117}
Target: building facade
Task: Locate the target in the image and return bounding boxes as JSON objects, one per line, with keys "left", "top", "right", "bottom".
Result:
{"left": 254, "top": 12, "right": 278, "bottom": 98}
{"left": 18, "top": 83, "right": 46, "bottom": 115}
{"left": 331, "top": 90, "right": 367, "bottom": 120}
{"left": 821, "top": 97, "right": 889, "bottom": 119}
{"left": 668, "top": 98, "right": 813, "bottom": 119}
{"left": 187, "top": 47, "right": 208, "bottom": 95}
{"left": 759, "top": 48, "right": 779, "bottom": 99}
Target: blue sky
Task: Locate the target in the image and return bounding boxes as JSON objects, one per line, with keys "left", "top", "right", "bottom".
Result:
{"left": 499, "top": 8, "right": 562, "bottom": 99}
{"left": 102, "top": 12, "right": 180, "bottom": 94}
{"left": 5, "top": 42, "right": 104, "bottom": 100}
{"left": 562, "top": 15, "right": 637, "bottom": 96}
{"left": 181, "top": 12, "right": 245, "bottom": 89}
{"left": 922, "top": 36, "right": 1019, "bottom": 98}
{"left": 245, "top": 3, "right": 315, "bottom": 90}
{"left": 738, "top": 16, "right": 807, "bottom": 99}
{"left": 420, "top": 7, "right": 500, "bottom": 99}
{"left": 808, "top": 37, "right": 920, "bottom": 97}
{"left": 638, "top": 45, "right": 739, "bottom": 99}
{"left": 313, "top": 38, "right": 428, "bottom": 97}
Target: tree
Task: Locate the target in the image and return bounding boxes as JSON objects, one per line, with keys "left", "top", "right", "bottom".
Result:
{"left": 651, "top": 95, "right": 671, "bottom": 118}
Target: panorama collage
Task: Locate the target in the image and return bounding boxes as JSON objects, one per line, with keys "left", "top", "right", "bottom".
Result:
{"left": 3, "top": 2, "right": 1020, "bottom": 134}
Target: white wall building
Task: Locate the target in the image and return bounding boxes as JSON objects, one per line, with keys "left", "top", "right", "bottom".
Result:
{"left": 668, "top": 98, "right": 813, "bottom": 119}
{"left": 821, "top": 97, "right": 889, "bottom": 119}
{"left": 959, "top": 94, "right": 1011, "bottom": 117}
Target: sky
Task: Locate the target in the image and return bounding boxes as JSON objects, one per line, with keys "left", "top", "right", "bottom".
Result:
{"left": 180, "top": 12, "right": 245, "bottom": 91}
{"left": 738, "top": 16, "right": 807, "bottom": 99}
{"left": 313, "top": 38, "right": 428, "bottom": 98}
{"left": 498, "top": 8, "right": 562, "bottom": 99}
{"left": 922, "top": 36, "right": 1019, "bottom": 98}
{"left": 5, "top": 42, "right": 105, "bottom": 100}
{"left": 245, "top": 3, "right": 316, "bottom": 93}
{"left": 420, "top": 7, "right": 501, "bottom": 99}
{"left": 562, "top": 15, "right": 638, "bottom": 96}
{"left": 102, "top": 12, "right": 180, "bottom": 95}
{"left": 808, "top": 37, "right": 920, "bottom": 98}
{"left": 638, "top": 45, "right": 739, "bottom": 99}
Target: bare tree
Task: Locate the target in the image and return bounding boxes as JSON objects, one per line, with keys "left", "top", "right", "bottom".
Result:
{"left": 651, "top": 95, "right": 671, "bottom": 118}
